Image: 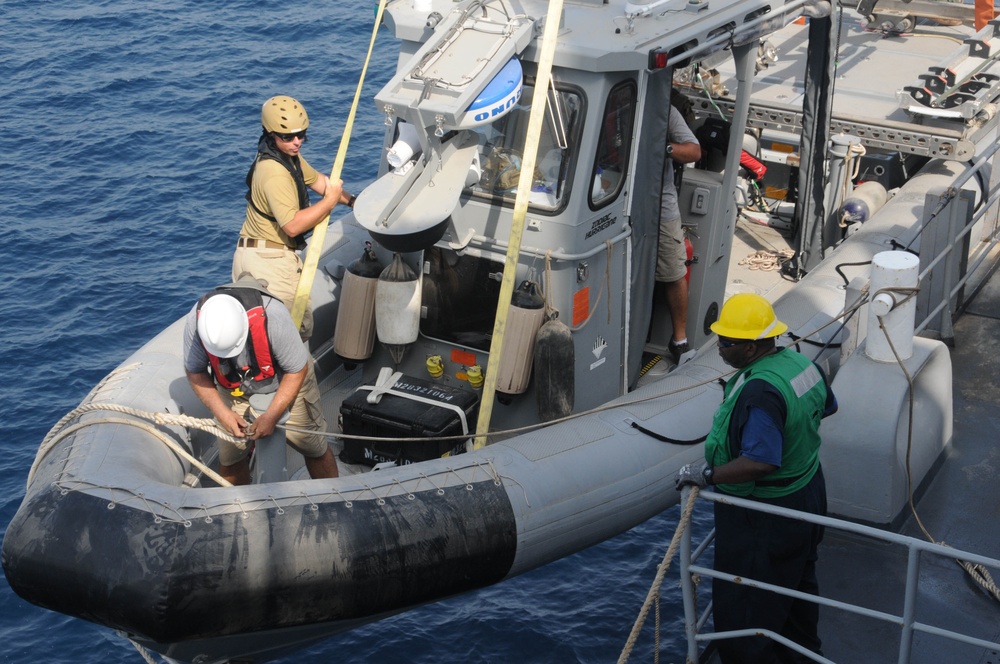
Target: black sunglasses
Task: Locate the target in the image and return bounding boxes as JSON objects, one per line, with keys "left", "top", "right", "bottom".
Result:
{"left": 275, "top": 130, "right": 307, "bottom": 142}
{"left": 717, "top": 338, "right": 754, "bottom": 349}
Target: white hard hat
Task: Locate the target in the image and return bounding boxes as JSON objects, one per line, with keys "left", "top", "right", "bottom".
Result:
{"left": 197, "top": 294, "right": 249, "bottom": 358}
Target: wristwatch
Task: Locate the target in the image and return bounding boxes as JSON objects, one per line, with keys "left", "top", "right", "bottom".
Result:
{"left": 347, "top": 194, "right": 357, "bottom": 208}
{"left": 666, "top": 143, "right": 674, "bottom": 157}
{"left": 702, "top": 465, "right": 714, "bottom": 485}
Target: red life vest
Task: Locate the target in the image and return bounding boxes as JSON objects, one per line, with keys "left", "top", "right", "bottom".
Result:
{"left": 197, "top": 286, "right": 278, "bottom": 396}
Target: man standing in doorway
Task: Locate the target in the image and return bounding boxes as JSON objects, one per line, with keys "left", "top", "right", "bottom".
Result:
{"left": 658, "top": 103, "right": 702, "bottom": 363}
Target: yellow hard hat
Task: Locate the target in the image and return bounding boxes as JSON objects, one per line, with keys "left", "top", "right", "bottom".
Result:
{"left": 710, "top": 293, "right": 788, "bottom": 340}
{"left": 261, "top": 95, "right": 309, "bottom": 133}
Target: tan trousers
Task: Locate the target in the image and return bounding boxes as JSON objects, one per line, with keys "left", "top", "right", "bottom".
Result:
{"left": 232, "top": 245, "right": 314, "bottom": 340}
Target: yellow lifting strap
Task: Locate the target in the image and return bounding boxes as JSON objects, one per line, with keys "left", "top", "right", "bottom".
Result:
{"left": 290, "top": 0, "right": 390, "bottom": 329}
{"left": 474, "top": 0, "right": 565, "bottom": 449}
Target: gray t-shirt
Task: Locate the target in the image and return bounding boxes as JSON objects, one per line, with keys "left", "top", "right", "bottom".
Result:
{"left": 660, "top": 105, "right": 699, "bottom": 222}
{"left": 183, "top": 295, "right": 308, "bottom": 377}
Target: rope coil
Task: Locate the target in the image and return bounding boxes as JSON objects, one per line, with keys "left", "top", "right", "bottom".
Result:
{"left": 738, "top": 248, "right": 795, "bottom": 271}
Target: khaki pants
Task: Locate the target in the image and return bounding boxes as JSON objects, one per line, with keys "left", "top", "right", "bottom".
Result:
{"left": 655, "top": 216, "right": 687, "bottom": 283}
{"left": 233, "top": 245, "right": 313, "bottom": 340}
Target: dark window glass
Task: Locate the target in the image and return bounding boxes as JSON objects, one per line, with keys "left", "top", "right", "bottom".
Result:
{"left": 465, "top": 85, "right": 582, "bottom": 212}
{"left": 591, "top": 80, "right": 637, "bottom": 207}
{"left": 421, "top": 246, "right": 503, "bottom": 350}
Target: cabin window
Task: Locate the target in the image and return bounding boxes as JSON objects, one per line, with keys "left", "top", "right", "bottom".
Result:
{"left": 421, "top": 246, "right": 503, "bottom": 351}
{"left": 591, "top": 81, "right": 637, "bottom": 208}
{"left": 465, "top": 85, "right": 583, "bottom": 212}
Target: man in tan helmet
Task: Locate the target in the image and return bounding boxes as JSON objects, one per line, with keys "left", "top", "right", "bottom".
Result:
{"left": 234, "top": 95, "right": 356, "bottom": 342}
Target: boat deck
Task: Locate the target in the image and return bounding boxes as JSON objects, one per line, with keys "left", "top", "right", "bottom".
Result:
{"left": 694, "top": 240, "right": 1000, "bottom": 663}
{"left": 814, "top": 247, "right": 1000, "bottom": 663}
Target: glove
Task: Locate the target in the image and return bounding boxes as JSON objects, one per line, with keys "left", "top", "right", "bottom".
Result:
{"left": 675, "top": 460, "right": 710, "bottom": 491}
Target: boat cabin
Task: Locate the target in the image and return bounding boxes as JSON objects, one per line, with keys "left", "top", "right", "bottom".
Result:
{"left": 315, "top": 0, "right": 800, "bottom": 440}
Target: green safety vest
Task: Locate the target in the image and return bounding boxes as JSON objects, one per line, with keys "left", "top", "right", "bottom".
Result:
{"left": 705, "top": 348, "right": 828, "bottom": 498}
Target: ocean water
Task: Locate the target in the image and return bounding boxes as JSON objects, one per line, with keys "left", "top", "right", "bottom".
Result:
{"left": 0, "top": 1, "right": 712, "bottom": 662}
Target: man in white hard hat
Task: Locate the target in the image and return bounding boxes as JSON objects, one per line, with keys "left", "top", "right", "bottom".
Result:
{"left": 183, "top": 277, "right": 338, "bottom": 485}
{"left": 235, "top": 94, "right": 356, "bottom": 341}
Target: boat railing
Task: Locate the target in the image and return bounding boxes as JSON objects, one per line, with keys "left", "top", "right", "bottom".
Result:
{"left": 677, "top": 487, "right": 1000, "bottom": 664}
{"left": 911, "top": 140, "right": 1000, "bottom": 338}
{"left": 449, "top": 225, "right": 632, "bottom": 262}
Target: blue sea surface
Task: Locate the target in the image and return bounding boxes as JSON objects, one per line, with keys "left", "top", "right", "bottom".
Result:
{"left": 0, "top": 1, "right": 712, "bottom": 661}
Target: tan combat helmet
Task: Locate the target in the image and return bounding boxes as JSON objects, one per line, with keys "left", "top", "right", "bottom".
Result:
{"left": 261, "top": 96, "right": 309, "bottom": 134}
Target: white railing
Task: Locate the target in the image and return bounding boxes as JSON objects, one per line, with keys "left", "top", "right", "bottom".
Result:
{"left": 912, "top": 143, "right": 1000, "bottom": 337}
{"left": 679, "top": 488, "right": 1000, "bottom": 663}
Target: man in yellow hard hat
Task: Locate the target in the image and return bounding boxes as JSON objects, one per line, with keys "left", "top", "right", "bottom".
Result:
{"left": 676, "top": 293, "right": 837, "bottom": 663}
{"left": 234, "top": 95, "right": 356, "bottom": 341}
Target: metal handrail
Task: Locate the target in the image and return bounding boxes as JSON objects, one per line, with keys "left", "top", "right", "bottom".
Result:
{"left": 892, "top": 147, "right": 1000, "bottom": 336}
{"left": 913, "top": 179, "right": 1000, "bottom": 335}
{"left": 678, "top": 488, "right": 1000, "bottom": 663}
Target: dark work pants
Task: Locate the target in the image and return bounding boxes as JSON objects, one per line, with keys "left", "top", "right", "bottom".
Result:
{"left": 712, "top": 467, "right": 827, "bottom": 664}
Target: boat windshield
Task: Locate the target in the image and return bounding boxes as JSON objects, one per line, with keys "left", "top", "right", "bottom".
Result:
{"left": 464, "top": 84, "right": 583, "bottom": 212}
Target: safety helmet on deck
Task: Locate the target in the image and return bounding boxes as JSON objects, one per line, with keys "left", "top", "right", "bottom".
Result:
{"left": 261, "top": 95, "right": 309, "bottom": 133}
{"left": 710, "top": 293, "right": 788, "bottom": 340}
{"left": 197, "top": 294, "right": 249, "bottom": 358}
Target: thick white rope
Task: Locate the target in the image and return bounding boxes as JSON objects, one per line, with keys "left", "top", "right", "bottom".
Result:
{"left": 129, "top": 638, "right": 161, "bottom": 664}
{"left": 618, "top": 487, "right": 700, "bottom": 663}
{"left": 30, "top": 402, "right": 235, "bottom": 488}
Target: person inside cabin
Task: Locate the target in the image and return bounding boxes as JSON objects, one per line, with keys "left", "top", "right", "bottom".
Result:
{"left": 234, "top": 95, "right": 355, "bottom": 342}
{"left": 183, "top": 277, "right": 338, "bottom": 485}
{"left": 675, "top": 294, "right": 837, "bottom": 663}
{"left": 659, "top": 102, "right": 703, "bottom": 363}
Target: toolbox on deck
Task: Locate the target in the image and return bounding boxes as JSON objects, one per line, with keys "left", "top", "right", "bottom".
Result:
{"left": 339, "top": 374, "right": 480, "bottom": 466}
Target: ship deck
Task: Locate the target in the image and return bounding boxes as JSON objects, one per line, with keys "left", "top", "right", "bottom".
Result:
{"left": 692, "top": 6, "right": 1000, "bottom": 658}
{"left": 813, "top": 246, "right": 1000, "bottom": 663}
{"left": 698, "top": 148, "right": 1000, "bottom": 664}
{"left": 691, "top": 170, "right": 1000, "bottom": 664}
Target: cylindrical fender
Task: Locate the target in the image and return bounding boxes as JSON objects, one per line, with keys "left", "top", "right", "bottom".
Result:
{"left": 534, "top": 317, "right": 574, "bottom": 422}
{"left": 376, "top": 253, "right": 421, "bottom": 365}
{"left": 334, "top": 243, "right": 383, "bottom": 362}
{"left": 496, "top": 281, "right": 546, "bottom": 396}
